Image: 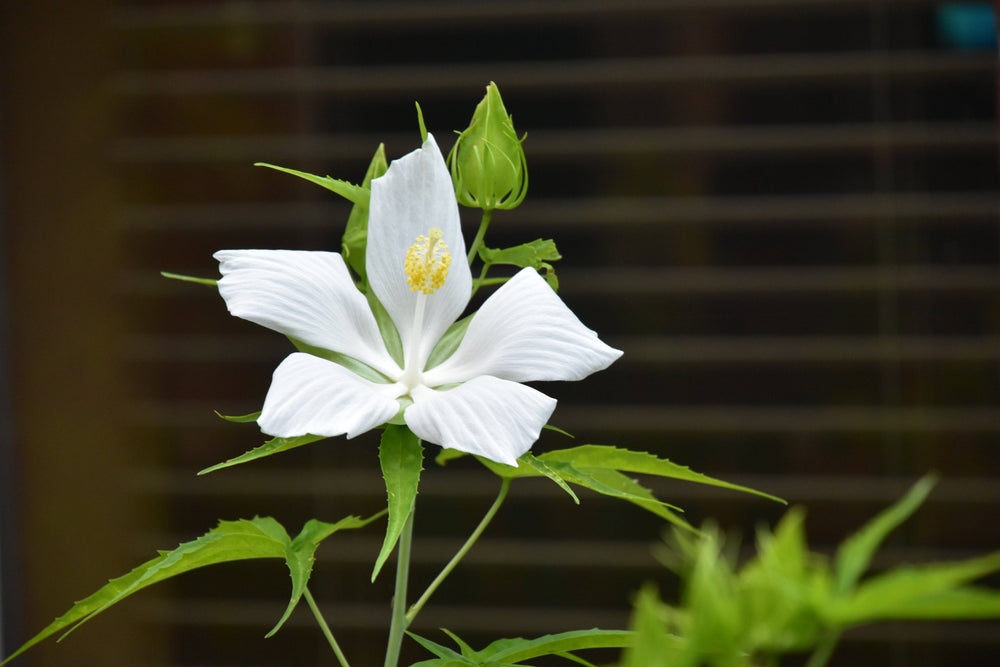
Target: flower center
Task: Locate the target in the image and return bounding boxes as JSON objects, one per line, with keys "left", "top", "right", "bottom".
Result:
{"left": 404, "top": 227, "right": 451, "bottom": 295}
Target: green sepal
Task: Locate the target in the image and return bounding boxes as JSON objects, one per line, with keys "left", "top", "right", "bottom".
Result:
{"left": 425, "top": 314, "right": 474, "bottom": 370}
{"left": 198, "top": 434, "right": 327, "bottom": 475}
{"left": 833, "top": 474, "right": 936, "bottom": 594}
{"left": 160, "top": 271, "right": 218, "bottom": 286}
{"left": 365, "top": 288, "right": 404, "bottom": 369}
{"left": 342, "top": 144, "right": 388, "bottom": 285}
{"left": 290, "top": 336, "right": 391, "bottom": 384}
{"left": 1, "top": 515, "right": 380, "bottom": 665}
{"left": 255, "top": 162, "right": 369, "bottom": 204}
{"left": 435, "top": 447, "right": 469, "bottom": 466}
{"left": 215, "top": 410, "right": 262, "bottom": 423}
{"left": 416, "top": 102, "right": 429, "bottom": 143}
{"left": 542, "top": 424, "right": 574, "bottom": 438}
{"left": 373, "top": 425, "right": 424, "bottom": 581}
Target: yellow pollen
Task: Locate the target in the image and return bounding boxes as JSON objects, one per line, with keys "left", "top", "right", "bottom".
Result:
{"left": 404, "top": 227, "right": 452, "bottom": 294}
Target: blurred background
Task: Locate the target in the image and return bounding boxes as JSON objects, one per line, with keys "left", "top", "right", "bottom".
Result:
{"left": 1, "top": 1, "right": 998, "bottom": 665}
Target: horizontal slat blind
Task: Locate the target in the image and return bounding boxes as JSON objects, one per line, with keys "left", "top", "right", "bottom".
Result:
{"left": 109, "top": 1, "right": 999, "bottom": 665}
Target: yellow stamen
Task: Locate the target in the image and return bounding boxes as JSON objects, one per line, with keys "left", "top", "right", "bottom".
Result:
{"left": 404, "top": 227, "right": 451, "bottom": 294}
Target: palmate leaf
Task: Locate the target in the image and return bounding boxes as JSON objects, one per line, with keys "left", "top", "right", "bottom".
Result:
{"left": 373, "top": 425, "right": 424, "bottom": 581}
{"left": 1, "top": 514, "right": 380, "bottom": 665}
{"left": 408, "top": 628, "right": 633, "bottom": 666}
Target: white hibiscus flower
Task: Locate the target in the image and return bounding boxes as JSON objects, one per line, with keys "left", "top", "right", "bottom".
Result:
{"left": 214, "top": 136, "right": 621, "bottom": 466}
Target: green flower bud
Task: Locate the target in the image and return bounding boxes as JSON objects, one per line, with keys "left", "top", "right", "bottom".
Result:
{"left": 448, "top": 82, "right": 528, "bottom": 211}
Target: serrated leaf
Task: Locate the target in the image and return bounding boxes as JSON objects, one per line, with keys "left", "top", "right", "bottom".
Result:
{"left": 834, "top": 474, "right": 937, "bottom": 594}
{"left": 160, "top": 271, "right": 218, "bottom": 286}
{"left": 342, "top": 143, "right": 388, "bottom": 285}
{"left": 214, "top": 410, "right": 261, "bottom": 423}
{"left": 267, "top": 513, "right": 385, "bottom": 637}
{"left": 407, "top": 631, "right": 474, "bottom": 663}
{"left": 198, "top": 434, "right": 327, "bottom": 475}
{"left": 255, "top": 162, "right": 369, "bottom": 204}
{"left": 524, "top": 454, "right": 579, "bottom": 504}
{"left": 481, "top": 629, "right": 635, "bottom": 663}
{"left": 478, "top": 239, "right": 561, "bottom": 278}
{"left": 373, "top": 425, "right": 423, "bottom": 581}
{"left": 441, "top": 628, "right": 478, "bottom": 659}
{"left": 2, "top": 518, "right": 290, "bottom": 665}
{"left": 539, "top": 445, "right": 783, "bottom": 504}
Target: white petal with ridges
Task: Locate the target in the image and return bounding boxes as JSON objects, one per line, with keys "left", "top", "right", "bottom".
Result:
{"left": 405, "top": 376, "right": 556, "bottom": 466}
{"left": 215, "top": 249, "right": 400, "bottom": 378}
{"left": 258, "top": 353, "right": 402, "bottom": 439}
{"left": 366, "top": 135, "right": 471, "bottom": 370}
{"left": 424, "top": 268, "right": 622, "bottom": 386}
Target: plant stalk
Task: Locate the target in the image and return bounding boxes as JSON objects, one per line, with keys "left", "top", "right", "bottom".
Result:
{"left": 383, "top": 510, "right": 415, "bottom": 667}
{"left": 304, "top": 587, "right": 351, "bottom": 667}
{"left": 466, "top": 208, "right": 494, "bottom": 265}
{"left": 406, "top": 478, "right": 511, "bottom": 625}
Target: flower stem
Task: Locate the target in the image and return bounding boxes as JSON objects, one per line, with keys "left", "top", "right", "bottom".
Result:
{"left": 466, "top": 208, "right": 494, "bottom": 265}
{"left": 405, "top": 478, "right": 511, "bottom": 625}
{"left": 304, "top": 587, "right": 351, "bottom": 667}
{"left": 383, "top": 509, "right": 415, "bottom": 667}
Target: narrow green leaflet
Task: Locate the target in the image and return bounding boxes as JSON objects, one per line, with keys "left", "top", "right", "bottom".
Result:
{"left": 215, "top": 410, "right": 262, "bottom": 423}
{"left": 365, "top": 288, "right": 404, "bottom": 369}
{"left": 373, "top": 425, "right": 424, "bottom": 581}
{"left": 833, "top": 474, "right": 936, "bottom": 593}
{"left": 425, "top": 314, "right": 474, "bottom": 370}
{"left": 408, "top": 629, "right": 633, "bottom": 666}
{"left": 291, "top": 335, "right": 391, "bottom": 383}
{"left": 199, "top": 434, "right": 327, "bottom": 475}
{"left": 342, "top": 143, "right": 388, "bottom": 285}
{"left": 266, "top": 513, "right": 385, "bottom": 637}
{"left": 524, "top": 454, "right": 579, "bottom": 504}
{"left": 255, "top": 162, "right": 369, "bottom": 204}
{"left": 160, "top": 271, "right": 218, "bottom": 286}
{"left": 1, "top": 515, "right": 377, "bottom": 666}
{"left": 540, "top": 445, "right": 783, "bottom": 503}
{"left": 833, "top": 551, "right": 1000, "bottom": 626}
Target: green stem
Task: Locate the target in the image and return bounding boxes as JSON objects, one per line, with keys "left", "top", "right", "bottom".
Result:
{"left": 304, "top": 587, "right": 351, "bottom": 667}
{"left": 405, "top": 478, "right": 511, "bottom": 625}
{"left": 466, "top": 208, "right": 494, "bottom": 265}
{"left": 804, "top": 631, "right": 841, "bottom": 667}
{"left": 383, "top": 510, "right": 415, "bottom": 667}
{"left": 469, "top": 261, "right": 491, "bottom": 299}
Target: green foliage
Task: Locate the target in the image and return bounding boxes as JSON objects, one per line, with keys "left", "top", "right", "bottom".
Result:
{"left": 342, "top": 143, "right": 389, "bottom": 286}
{"left": 621, "top": 476, "right": 1000, "bottom": 667}
{"left": 373, "top": 425, "right": 424, "bottom": 581}
{"left": 2, "top": 514, "right": 381, "bottom": 665}
{"left": 254, "top": 162, "right": 369, "bottom": 204}
{"left": 476, "top": 445, "right": 782, "bottom": 531}
{"left": 478, "top": 238, "right": 560, "bottom": 290}
{"left": 425, "top": 314, "right": 474, "bottom": 370}
{"left": 160, "top": 271, "right": 218, "bottom": 286}
{"left": 199, "top": 433, "right": 328, "bottom": 475}
{"left": 408, "top": 628, "right": 634, "bottom": 666}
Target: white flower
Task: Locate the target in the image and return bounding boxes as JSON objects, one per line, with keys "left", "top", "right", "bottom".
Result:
{"left": 214, "top": 136, "right": 622, "bottom": 466}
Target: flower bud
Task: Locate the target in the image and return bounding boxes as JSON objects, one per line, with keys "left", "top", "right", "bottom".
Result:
{"left": 448, "top": 82, "right": 527, "bottom": 211}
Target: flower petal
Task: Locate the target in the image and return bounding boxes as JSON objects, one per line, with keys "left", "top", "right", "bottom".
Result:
{"left": 405, "top": 377, "right": 556, "bottom": 466}
{"left": 215, "top": 249, "right": 400, "bottom": 378}
{"left": 258, "top": 353, "right": 402, "bottom": 439}
{"left": 424, "top": 267, "right": 622, "bottom": 386}
{"left": 366, "top": 135, "right": 472, "bottom": 369}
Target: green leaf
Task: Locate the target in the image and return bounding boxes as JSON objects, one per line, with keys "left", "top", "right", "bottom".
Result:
{"left": 416, "top": 102, "right": 429, "bottom": 143}
{"left": 198, "top": 434, "right": 327, "bottom": 475}
{"left": 342, "top": 144, "right": 388, "bottom": 285}
{"left": 2, "top": 518, "right": 288, "bottom": 665}
{"left": 267, "top": 513, "right": 384, "bottom": 637}
{"left": 621, "top": 585, "right": 686, "bottom": 667}
{"left": 214, "top": 410, "right": 262, "bottom": 423}
{"left": 834, "top": 474, "right": 937, "bottom": 594}
{"left": 440, "top": 628, "right": 478, "bottom": 659}
{"left": 435, "top": 448, "right": 469, "bottom": 466}
{"left": 366, "top": 289, "right": 404, "bottom": 369}
{"left": 290, "top": 336, "right": 392, "bottom": 384}
{"left": 160, "top": 271, "right": 218, "bottom": 286}
{"left": 833, "top": 551, "right": 1000, "bottom": 626}
{"left": 481, "top": 629, "right": 635, "bottom": 663}
{"left": 373, "top": 425, "right": 423, "bottom": 581}
{"left": 478, "top": 239, "right": 561, "bottom": 290}
{"left": 524, "top": 454, "right": 579, "bottom": 504}
{"left": 255, "top": 162, "right": 369, "bottom": 204}
{"left": 542, "top": 424, "right": 574, "bottom": 438}
{"left": 869, "top": 586, "right": 1000, "bottom": 620}
{"left": 539, "top": 445, "right": 783, "bottom": 504}
{"left": 407, "top": 631, "right": 474, "bottom": 663}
